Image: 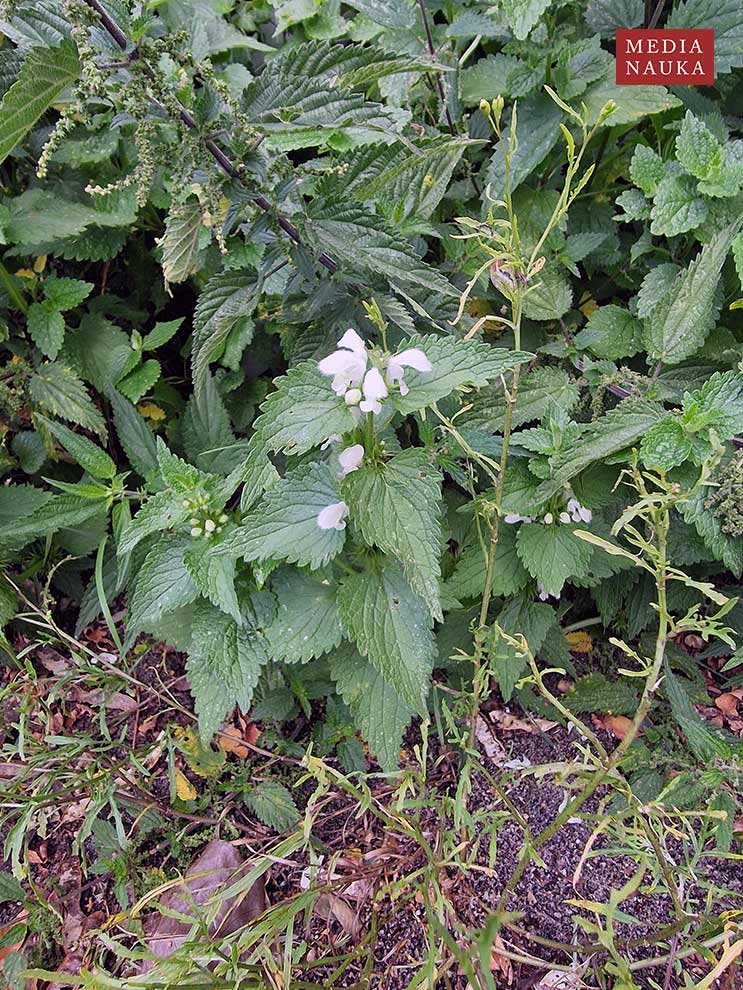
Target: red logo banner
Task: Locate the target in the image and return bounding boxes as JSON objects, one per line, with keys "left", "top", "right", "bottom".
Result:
{"left": 615, "top": 29, "right": 715, "bottom": 85}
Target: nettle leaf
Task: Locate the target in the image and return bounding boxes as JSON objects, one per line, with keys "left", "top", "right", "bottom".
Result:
{"left": 338, "top": 560, "right": 435, "bottom": 715}
{"left": 464, "top": 366, "right": 580, "bottom": 433}
{"left": 582, "top": 68, "right": 680, "bottom": 126}
{"left": 685, "top": 370, "right": 743, "bottom": 439}
{"left": 522, "top": 265, "right": 573, "bottom": 321}
{"left": 118, "top": 489, "right": 190, "bottom": 557}
{"left": 345, "top": 448, "right": 443, "bottom": 620}
{"left": 640, "top": 418, "right": 691, "bottom": 472}
{"left": 486, "top": 92, "right": 562, "bottom": 197}
{"left": 187, "top": 601, "right": 269, "bottom": 741}
{"left": 126, "top": 536, "right": 200, "bottom": 642}
{"left": 680, "top": 483, "right": 743, "bottom": 575}
{"left": 265, "top": 567, "right": 345, "bottom": 663}
{"left": 516, "top": 523, "right": 593, "bottom": 597}
{"left": 330, "top": 643, "right": 412, "bottom": 771}
{"left": 244, "top": 781, "right": 299, "bottom": 832}
{"left": 491, "top": 597, "right": 556, "bottom": 701}
{"left": 650, "top": 174, "right": 707, "bottom": 237}
{"left": 192, "top": 270, "right": 257, "bottom": 390}
{"left": 574, "top": 304, "right": 643, "bottom": 360}
{"left": 29, "top": 362, "right": 106, "bottom": 437}
{"left": 220, "top": 461, "right": 346, "bottom": 569}
{"left": 26, "top": 302, "right": 65, "bottom": 360}
{"left": 629, "top": 144, "right": 665, "bottom": 197}
{"left": 501, "top": 0, "right": 551, "bottom": 40}
{"left": 306, "top": 207, "right": 456, "bottom": 297}
{"left": 536, "top": 401, "right": 664, "bottom": 501}
{"left": 253, "top": 361, "right": 356, "bottom": 456}
{"left": 460, "top": 53, "right": 542, "bottom": 105}
{"left": 116, "top": 359, "right": 161, "bottom": 404}
{"left": 0, "top": 39, "right": 79, "bottom": 167}
{"left": 645, "top": 224, "right": 740, "bottom": 364}
{"left": 585, "top": 0, "right": 643, "bottom": 35}
{"left": 667, "top": 0, "right": 743, "bottom": 75}
{"left": 182, "top": 371, "right": 243, "bottom": 476}
{"left": 0, "top": 494, "right": 102, "bottom": 546}
{"left": 158, "top": 200, "right": 204, "bottom": 284}
{"left": 447, "top": 522, "right": 529, "bottom": 602}
{"left": 664, "top": 668, "right": 736, "bottom": 761}
{"left": 37, "top": 415, "right": 115, "bottom": 480}
{"left": 635, "top": 264, "right": 680, "bottom": 319}
{"left": 183, "top": 538, "right": 240, "bottom": 623}
{"left": 43, "top": 277, "right": 92, "bottom": 311}
{"left": 392, "top": 336, "right": 533, "bottom": 416}
{"left": 109, "top": 391, "right": 158, "bottom": 478}
{"left": 676, "top": 111, "right": 722, "bottom": 180}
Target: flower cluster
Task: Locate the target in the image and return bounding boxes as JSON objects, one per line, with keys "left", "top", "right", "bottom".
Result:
{"left": 318, "top": 329, "right": 432, "bottom": 418}
{"left": 504, "top": 493, "right": 592, "bottom": 528}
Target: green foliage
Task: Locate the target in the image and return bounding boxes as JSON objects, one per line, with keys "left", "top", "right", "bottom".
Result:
{"left": 1, "top": 0, "right": 742, "bottom": 776}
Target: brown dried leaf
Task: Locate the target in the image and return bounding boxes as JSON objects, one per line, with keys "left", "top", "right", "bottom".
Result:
{"left": 714, "top": 692, "right": 739, "bottom": 716}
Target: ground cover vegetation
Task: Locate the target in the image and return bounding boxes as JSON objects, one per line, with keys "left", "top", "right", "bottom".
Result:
{"left": 0, "top": 0, "right": 743, "bottom": 985}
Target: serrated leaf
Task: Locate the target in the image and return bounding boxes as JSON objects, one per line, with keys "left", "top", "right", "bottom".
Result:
{"left": 253, "top": 361, "right": 356, "bottom": 456}
{"left": 635, "top": 264, "right": 680, "bottom": 319}
{"left": 0, "top": 40, "right": 79, "bottom": 166}
{"left": 126, "top": 536, "right": 200, "bottom": 642}
{"left": 516, "top": 523, "right": 593, "bottom": 597}
{"left": 664, "top": 667, "right": 736, "bottom": 761}
{"left": 29, "top": 362, "right": 106, "bottom": 437}
{"left": 264, "top": 567, "right": 344, "bottom": 663}
{"left": 345, "top": 448, "right": 443, "bottom": 619}
{"left": 574, "top": 305, "right": 643, "bottom": 360}
{"left": 446, "top": 523, "right": 529, "bottom": 601}
{"left": 219, "top": 461, "right": 346, "bottom": 570}
{"left": 244, "top": 781, "right": 299, "bottom": 832}
{"left": 182, "top": 371, "right": 242, "bottom": 475}
{"left": 629, "top": 144, "right": 665, "bottom": 197}
{"left": 12, "top": 429, "right": 45, "bottom": 473}
{"left": 116, "top": 359, "right": 161, "bottom": 404}
{"left": 535, "top": 402, "right": 664, "bottom": 501}
{"left": 184, "top": 539, "right": 240, "bottom": 623}
{"left": 562, "top": 672, "right": 639, "bottom": 716}
{"left": 486, "top": 92, "right": 562, "bottom": 198}
{"left": 501, "top": 0, "right": 551, "bottom": 40}
{"left": 522, "top": 265, "right": 573, "bottom": 321}
{"left": 680, "top": 483, "right": 743, "bottom": 575}
{"left": 645, "top": 224, "right": 740, "bottom": 364}
{"left": 650, "top": 174, "right": 707, "bottom": 237}
{"left": 338, "top": 561, "right": 434, "bottom": 714}
{"left": 675, "top": 110, "right": 722, "bottom": 180}
{"left": 667, "top": 0, "right": 743, "bottom": 75}
{"left": 37, "top": 415, "right": 115, "bottom": 479}
{"left": 639, "top": 418, "right": 691, "bottom": 472}
{"left": 141, "top": 317, "right": 183, "bottom": 351}
{"left": 685, "top": 370, "right": 743, "bottom": 439}
{"left": 585, "top": 0, "right": 642, "bottom": 35}
{"left": 117, "top": 489, "right": 190, "bottom": 557}
{"left": 0, "top": 494, "right": 103, "bottom": 545}
{"left": 158, "top": 200, "right": 204, "bottom": 284}
{"left": 582, "top": 68, "right": 680, "bottom": 125}
{"left": 187, "top": 601, "right": 269, "bottom": 741}
{"left": 0, "top": 872, "right": 24, "bottom": 905}
{"left": 330, "top": 643, "right": 412, "bottom": 771}
{"left": 43, "top": 277, "right": 92, "bottom": 311}
{"left": 26, "top": 301, "right": 64, "bottom": 361}
{"left": 392, "top": 336, "right": 533, "bottom": 416}
{"left": 463, "top": 366, "right": 580, "bottom": 433}
{"left": 192, "top": 270, "right": 257, "bottom": 390}
{"left": 491, "top": 596, "right": 556, "bottom": 701}
{"left": 109, "top": 390, "right": 158, "bottom": 478}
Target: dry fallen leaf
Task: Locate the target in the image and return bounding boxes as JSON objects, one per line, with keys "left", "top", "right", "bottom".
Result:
{"left": 490, "top": 709, "right": 557, "bottom": 733}
{"left": 475, "top": 715, "right": 505, "bottom": 761}
{"left": 566, "top": 630, "right": 593, "bottom": 653}
{"left": 490, "top": 934, "right": 513, "bottom": 984}
{"left": 594, "top": 714, "right": 635, "bottom": 740}
{"left": 535, "top": 971, "right": 581, "bottom": 990}
{"left": 714, "top": 692, "right": 739, "bottom": 716}
{"left": 314, "top": 893, "right": 360, "bottom": 938}
{"left": 174, "top": 769, "right": 197, "bottom": 801}
{"left": 140, "top": 839, "right": 266, "bottom": 973}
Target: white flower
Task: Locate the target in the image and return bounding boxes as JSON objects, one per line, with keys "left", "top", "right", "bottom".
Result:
{"left": 567, "top": 497, "right": 592, "bottom": 524}
{"left": 559, "top": 511, "right": 571, "bottom": 525}
{"left": 504, "top": 513, "right": 532, "bottom": 524}
{"left": 317, "top": 501, "right": 349, "bottom": 531}
{"left": 543, "top": 512, "right": 554, "bottom": 525}
{"left": 538, "top": 584, "right": 559, "bottom": 602}
{"left": 385, "top": 348, "right": 432, "bottom": 396}
{"left": 338, "top": 444, "right": 364, "bottom": 478}
{"left": 344, "top": 388, "right": 361, "bottom": 406}
{"left": 359, "top": 367, "right": 388, "bottom": 414}
{"left": 318, "top": 329, "right": 368, "bottom": 396}
{"left": 321, "top": 434, "right": 342, "bottom": 450}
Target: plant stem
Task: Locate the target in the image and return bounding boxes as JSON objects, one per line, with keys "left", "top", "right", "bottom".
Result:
{"left": 0, "top": 260, "right": 27, "bottom": 314}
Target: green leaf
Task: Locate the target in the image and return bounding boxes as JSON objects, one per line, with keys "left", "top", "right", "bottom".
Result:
{"left": 667, "top": 0, "right": 743, "bottom": 75}
{"left": 253, "top": 361, "right": 356, "bottom": 456}
{"left": 345, "top": 448, "right": 443, "bottom": 619}
{"left": 446, "top": 523, "right": 529, "bottom": 601}
{"left": 650, "top": 174, "right": 707, "bottom": 237}
{"left": 183, "top": 539, "right": 240, "bottom": 623}
{"left": 501, "top": 0, "right": 551, "bottom": 40}
{"left": 635, "top": 264, "right": 680, "bottom": 319}
{"left": 0, "top": 40, "right": 79, "bottom": 167}
{"left": 585, "top": 0, "right": 643, "bottom": 35}
{"left": 29, "top": 362, "right": 106, "bottom": 437}
{"left": 338, "top": 560, "right": 435, "bottom": 715}
{"left": 244, "top": 781, "right": 299, "bottom": 832}
{"left": 0, "top": 872, "right": 24, "bottom": 905}
{"left": 12, "top": 430, "right": 44, "bottom": 474}
{"left": 680, "top": 484, "right": 743, "bottom": 574}
{"left": 581, "top": 68, "right": 680, "bottom": 126}
{"left": 37, "top": 415, "right": 115, "bottom": 479}
{"left": 109, "top": 390, "right": 158, "bottom": 478}
{"left": 664, "top": 667, "right": 736, "bottom": 761}
{"left": 306, "top": 206, "right": 456, "bottom": 297}
{"left": 675, "top": 111, "right": 722, "bottom": 180}
{"left": 562, "top": 672, "right": 639, "bottom": 716}
{"left": 392, "top": 336, "right": 533, "bottom": 416}
{"left": 463, "top": 366, "right": 580, "bottom": 433}
{"left": 42, "top": 277, "right": 92, "bottom": 311}
{"left": 485, "top": 92, "right": 562, "bottom": 198}
{"left": 26, "top": 302, "right": 65, "bottom": 360}
{"left": 264, "top": 567, "right": 345, "bottom": 663}
{"left": 126, "top": 536, "right": 200, "bottom": 642}
{"left": 629, "top": 144, "right": 665, "bottom": 197}
{"left": 645, "top": 224, "right": 740, "bottom": 364}
{"left": 639, "top": 418, "right": 692, "bottom": 472}
{"left": 516, "top": 523, "right": 593, "bottom": 597}
{"left": 158, "top": 200, "right": 204, "bottom": 284}
{"left": 182, "top": 371, "right": 242, "bottom": 475}
{"left": 0, "top": 494, "right": 103, "bottom": 545}
{"left": 116, "top": 359, "right": 161, "bottom": 404}
{"left": 535, "top": 402, "right": 664, "bottom": 501}
{"left": 117, "top": 490, "right": 190, "bottom": 557}
{"left": 460, "top": 54, "right": 542, "bottom": 105}
{"left": 141, "top": 317, "right": 183, "bottom": 351}
{"left": 219, "top": 461, "right": 346, "bottom": 570}
{"left": 491, "top": 597, "right": 556, "bottom": 701}
{"left": 192, "top": 270, "right": 257, "bottom": 390}
{"left": 574, "top": 305, "right": 643, "bottom": 360}
{"left": 733, "top": 233, "right": 743, "bottom": 288}
{"left": 684, "top": 370, "right": 743, "bottom": 439}
{"left": 522, "top": 265, "right": 573, "bottom": 321}
{"left": 187, "top": 601, "right": 269, "bottom": 741}
{"left": 330, "top": 643, "right": 412, "bottom": 771}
